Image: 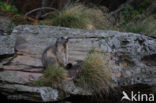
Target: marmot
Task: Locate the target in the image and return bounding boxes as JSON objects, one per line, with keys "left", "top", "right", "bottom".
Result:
{"left": 42, "top": 36, "right": 69, "bottom": 69}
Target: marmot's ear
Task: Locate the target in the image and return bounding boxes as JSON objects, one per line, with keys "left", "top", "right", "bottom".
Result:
{"left": 61, "top": 37, "right": 64, "bottom": 39}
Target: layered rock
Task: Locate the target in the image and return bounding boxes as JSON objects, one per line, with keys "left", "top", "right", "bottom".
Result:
{"left": 0, "top": 25, "right": 155, "bottom": 102}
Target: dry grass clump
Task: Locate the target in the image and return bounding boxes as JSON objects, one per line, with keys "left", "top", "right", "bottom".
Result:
{"left": 51, "top": 4, "right": 114, "bottom": 30}
{"left": 52, "top": 4, "right": 92, "bottom": 29}
{"left": 35, "top": 66, "right": 67, "bottom": 87}
{"left": 75, "top": 53, "right": 113, "bottom": 95}
{"left": 88, "top": 7, "right": 115, "bottom": 30}
{"left": 122, "top": 14, "right": 156, "bottom": 36}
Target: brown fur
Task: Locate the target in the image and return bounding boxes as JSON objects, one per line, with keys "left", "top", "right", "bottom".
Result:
{"left": 42, "top": 37, "right": 69, "bottom": 69}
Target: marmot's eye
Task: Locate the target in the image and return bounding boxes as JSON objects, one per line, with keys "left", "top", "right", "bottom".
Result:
{"left": 61, "top": 37, "right": 64, "bottom": 39}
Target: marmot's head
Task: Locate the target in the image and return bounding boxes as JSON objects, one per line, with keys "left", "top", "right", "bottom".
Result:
{"left": 56, "top": 36, "right": 69, "bottom": 47}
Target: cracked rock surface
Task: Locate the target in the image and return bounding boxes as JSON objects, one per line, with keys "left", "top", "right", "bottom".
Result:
{"left": 0, "top": 25, "right": 155, "bottom": 102}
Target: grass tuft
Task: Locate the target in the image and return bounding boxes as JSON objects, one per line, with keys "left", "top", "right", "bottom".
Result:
{"left": 122, "top": 15, "right": 156, "bottom": 36}
{"left": 35, "top": 66, "right": 67, "bottom": 87}
{"left": 52, "top": 4, "right": 92, "bottom": 29}
{"left": 75, "top": 52, "right": 113, "bottom": 95}
{"left": 51, "top": 4, "right": 114, "bottom": 30}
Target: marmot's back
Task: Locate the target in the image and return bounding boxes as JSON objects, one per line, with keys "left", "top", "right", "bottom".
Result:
{"left": 42, "top": 45, "right": 58, "bottom": 69}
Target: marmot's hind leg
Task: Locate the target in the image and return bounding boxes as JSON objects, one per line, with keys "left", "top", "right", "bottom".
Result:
{"left": 45, "top": 57, "right": 58, "bottom": 68}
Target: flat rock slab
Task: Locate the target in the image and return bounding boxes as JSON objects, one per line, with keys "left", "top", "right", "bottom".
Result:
{"left": 12, "top": 25, "right": 156, "bottom": 64}
{"left": 3, "top": 65, "right": 43, "bottom": 72}
{"left": 12, "top": 55, "right": 42, "bottom": 67}
{"left": 0, "top": 71, "right": 42, "bottom": 84}
{"left": 0, "top": 84, "right": 59, "bottom": 102}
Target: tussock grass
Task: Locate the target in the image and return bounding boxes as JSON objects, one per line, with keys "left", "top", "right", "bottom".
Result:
{"left": 51, "top": 4, "right": 114, "bottom": 30}
{"left": 35, "top": 66, "right": 67, "bottom": 86}
{"left": 122, "top": 15, "right": 156, "bottom": 36}
{"left": 89, "top": 7, "right": 115, "bottom": 30}
{"left": 75, "top": 53, "right": 113, "bottom": 95}
{"left": 52, "top": 4, "right": 92, "bottom": 29}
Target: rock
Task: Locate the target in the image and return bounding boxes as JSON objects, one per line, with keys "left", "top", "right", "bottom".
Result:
{"left": 3, "top": 65, "right": 43, "bottom": 72}
{"left": 12, "top": 55, "right": 42, "bottom": 67}
{"left": 0, "top": 34, "right": 15, "bottom": 68}
{"left": 0, "top": 84, "right": 60, "bottom": 102}
{"left": 0, "top": 71, "right": 42, "bottom": 84}
{"left": 0, "top": 15, "right": 12, "bottom": 34}
{"left": 0, "top": 25, "right": 155, "bottom": 102}
{"left": 0, "top": 35, "right": 16, "bottom": 55}
{"left": 58, "top": 80, "right": 91, "bottom": 95}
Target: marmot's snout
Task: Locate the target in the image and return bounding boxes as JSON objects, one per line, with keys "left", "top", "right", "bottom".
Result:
{"left": 65, "top": 38, "right": 69, "bottom": 43}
